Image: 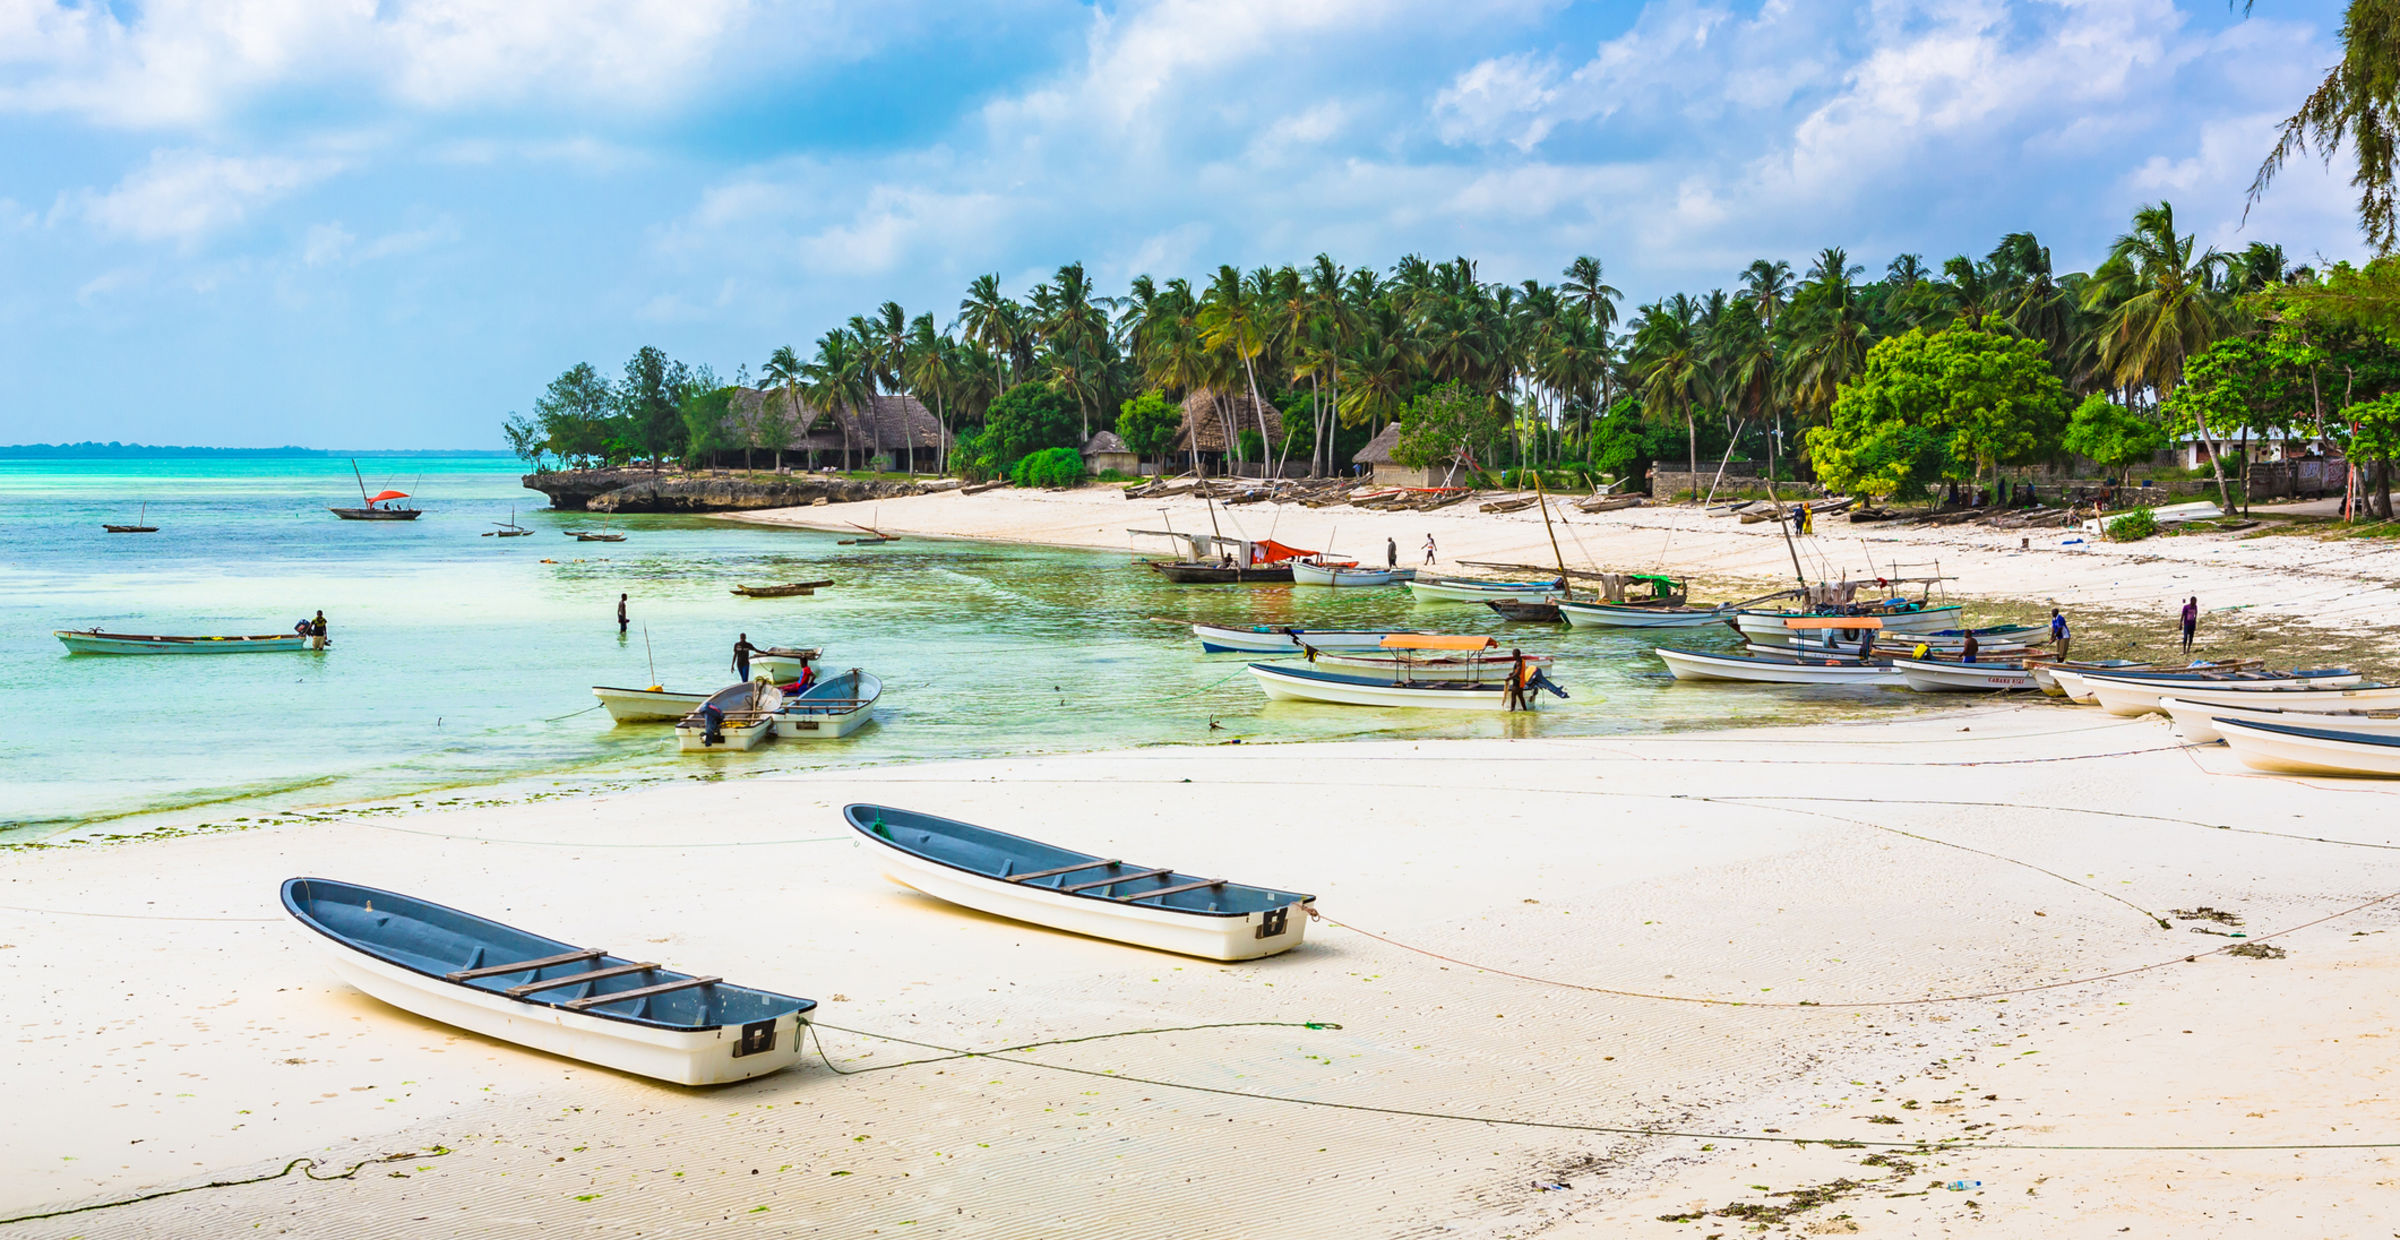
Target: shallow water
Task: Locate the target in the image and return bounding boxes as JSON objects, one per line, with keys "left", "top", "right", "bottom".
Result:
{"left": 1, "top": 454, "right": 1931, "bottom": 840}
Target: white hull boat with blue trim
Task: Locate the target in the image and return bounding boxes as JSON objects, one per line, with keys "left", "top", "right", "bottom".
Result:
{"left": 1192, "top": 623, "right": 1431, "bottom": 654}
{"left": 1289, "top": 561, "right": 1415, "bottom": 587}
{"left": 2158, "top": 696, "right": 2400, "bottom": 744}
{"left": 1406, "top": 576, "right": 1564, "bottom": 604}
{"left": 774, "top": 668, "right": 881, "bottom": 738}
{"left": 2215, "top": 719, "right": 2400, "bottom": 777}
{"left": 1658, "top": 647, "right": 1903, "bottom": 685}
{"left": 592, "top": 685, "right": 710, "bottom": 723}
{"left": 676, "top": 681, "right": 783, "bottom": 751}
{"left": 282, "top": 878, "right": 814, "bottom": 1085}
{"left": 55, "top": 628, "right": 312, "bottom": 655}
{"left": 1248, "top": 660, "right": 1564, "bottom": 710}
{"left": 2085, "top": 671, "right": 2372, "bottom": 717}
{"left": 1556, "top": 601, "right": 1730, "bottom": 629}
{"left": 1892, "top": 657, "right": 2038, "bottom": 692}
{"left": 845, "top": 804, "right": 1314, "bottom": 961}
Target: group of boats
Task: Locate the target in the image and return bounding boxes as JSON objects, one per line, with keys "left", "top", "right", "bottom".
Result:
{"left": 593, "top": 646, "right": 882, "bottom": 752}
{"left": 2041, "top": 662, "right": 2400, "bottom": 777}
{"left": 281, "top": 802, "right": 1314, "bottom": 1084}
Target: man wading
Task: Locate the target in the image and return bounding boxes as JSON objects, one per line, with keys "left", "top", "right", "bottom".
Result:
{"left": 732, "top": 634, "right": 759, "bottom": 682}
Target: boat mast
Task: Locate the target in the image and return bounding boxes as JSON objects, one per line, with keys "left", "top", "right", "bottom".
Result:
{"left": 1532, "top": 473, "right": 1570, "bottom": 588}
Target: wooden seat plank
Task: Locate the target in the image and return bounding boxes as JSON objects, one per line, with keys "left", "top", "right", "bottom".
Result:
{"left": 1009, "top": 859, "right": 1119, "bottom": 884}
{"left": 508, "top": 961, "right": 660, "bottom": 996}
{"left": 448, "top": 949, "right": 604, "bottom": 981}
{"left": 1063, "top": 867, "right": 1172, "bottom": 892}
{"left": 564, "top": 975, "right": 721, "bottom": 1011}
{"left": 1118, "top": 878, "right": 1225, "bottom": 901}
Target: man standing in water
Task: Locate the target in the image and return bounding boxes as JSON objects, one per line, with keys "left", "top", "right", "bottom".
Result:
{"left": 732, "top": 634, "right": 759, "bottom": 682}
{"left": 2179, "top": 597, "right": 2200, "bottom": 655}
{"left": 309, "top": 610, "right": 328, "bottom": 651}
{"left": 616, "top": 593, "right": 629, "bottom": 636}
{"left": 2050, "top": 608, "right": 2070, "bottom": 660}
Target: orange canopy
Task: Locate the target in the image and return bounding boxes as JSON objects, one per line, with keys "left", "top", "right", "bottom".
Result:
{"left": 1380, "top": 634, "right": 1500, "bottom": 651}
{"left": 368, "top": 490, "right": 410, "bottom": 503}
{"left": 1783, "top": 616, "right": 1883, "bottom": 630}
{"left": 1252, "top": 539, "right": 1316, "bottom": 565}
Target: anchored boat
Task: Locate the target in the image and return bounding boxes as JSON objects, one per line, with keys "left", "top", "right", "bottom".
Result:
{"left": 1191, "top": 623, "right": 1435, "bottom": 654}
{"left": 1248, "top": 659, "right": 1565, "bottom": 710}
{"left": 774, "top": 668, "right": 881, "bottom": 739}
{"left": 2081, "top": 669, "right": 2369, "bottom": 717}
{"left": 55, "top": 629, "right": 312, "bottom": 655}
{"left": 2159, "top": 696, "right": 2400, "bottom": 744}
{"left": 1301, "top": 634, "right": 1554, "bottom": 682}
{"left": 330, "top": 460, "right": 421, "bottom": 521}
{"left": 732, "top": 580, "right": 834, "bottom": 598}
{"left": 2215, "top": 719, "right": 2400, "bottom": 777}
{"left": 1289, "top": 560, "right": 1415, "bottom": 587}
{"left": 281, "top": 877, "right": 814, "bottom": 1085}
{"left": 1406, "top": 576, "right": 1565, "bottom": 604}
{"left": 675, "top": 681, "right": 783, "bottom": 751}
{"left": 592, "top": 685, "right": 711, "bottom": 723}
{"left": 1657, "top": 647, "right": 1903, "bottom": 685}
{"left": 1891, "top": 656, "right": 2038, "bottom": 692}
{"left": 844, "top": 804, "right": 1314, "bottom": 960}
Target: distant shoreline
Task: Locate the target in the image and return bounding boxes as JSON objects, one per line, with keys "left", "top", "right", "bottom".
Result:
{"left": 0, "top": 444, "right": 510, "bottom": 458}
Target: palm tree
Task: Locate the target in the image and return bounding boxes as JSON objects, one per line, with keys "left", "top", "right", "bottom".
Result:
{"left": 1632, "top": 294, "right": 1707, "bottom": 493}
{"left": 801, "top": 331, "right": 871, "bottom": 469}
{"left": 2086, "top": 201, "right": 2237, "bottom": 506}
{"left": 761, "top": 344, "right": 805, "bottom": 470}
{"left": 958, "top": 275, "right": 1023, "bottom": 390}
{"left": 1739, "top": 259, "right": 1794, "bottom": 332}
{"left": 2246, "top": 0, "right": 2400, "bottom": 253}
{"left": 1041, "top": 262, "right": 1109, "bottom": 441}
{"left": 1197, "top": 264, "right": 1272, "bottom": 472}
{"left": 1782, "top": 248, "right": 1874, "bottom": 429}
{"left": 1561, "top": 256, "right": 1622, "bottom": 335}
{"left": 903, "top": 314, "right": 958, "bottom": 474}
{"left": 2232, "top": 241, "right": 2297, "bottom": 291}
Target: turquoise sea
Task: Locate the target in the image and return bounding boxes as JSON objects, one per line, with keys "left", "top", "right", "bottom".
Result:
{"left": 1, "top": 454, "right": 1924, "bottom": 842}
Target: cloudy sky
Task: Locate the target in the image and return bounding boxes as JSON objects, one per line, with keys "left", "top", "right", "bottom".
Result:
{"left": 0, "top": 0, "right": 2360, "bottom": 448}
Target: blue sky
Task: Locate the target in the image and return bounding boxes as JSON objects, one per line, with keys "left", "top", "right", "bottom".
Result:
{"left": 0, "top": 0, "right": 2361, "bottom": 448}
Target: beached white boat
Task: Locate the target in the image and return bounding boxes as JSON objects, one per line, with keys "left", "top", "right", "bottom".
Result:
{"left": 1892, "top": 657, "right": 2038, "bottom": 693}
{"left": 2158, "top": 696, "right": 2400, "bottom": 744}
{"left": 773, "top": 668, "right": 880, "bottom": 738}
{"left": 2085, "top": 672, "right": 2372, "bottom": 717}
{"left": 2025, "top": 659, "right": 2153, "bottom": 697}
{"left": 1405, "top": 576, "right": 1564, "bottom": 604}
{"left": 1192, "top": 623, "right": 1431, "bottom": 654}
{"left": 55, "top": 628, "right": 312, "bottom": 655}
{"left": 282, "top": 878, "right": 814, "bottom": 1085}
{"left": 592, "top": 685, "right": 710, "bottom": 723}
{"left": 1290, "top": 560, "right": 1414, "bottom": 587}
{"left": 2215, "top": 719, "right": 2400, "bottom": 777}
{"left": 1733, "top": 605, "right": 1965, "bottom": 643}
{"left": 2051, "top": 663, "right": 2297, "bottom": 705}
{"left": 844, "top": 805, "right": 1314, "bottom": 960}
{"left": 1248, "top": 661, "right": 1564, "bottom": 710}
{"left": 1657, "top": 647, "right": 1904, "bottom": 685}
{"left": 1302, "top": 635, "right": 1552, "bottom": 682}
{"left": 1556, "top": 600, "right": 1730, "bottom": 629}
{"left": 675, "top": 681, "right": 783, "bottom": 751}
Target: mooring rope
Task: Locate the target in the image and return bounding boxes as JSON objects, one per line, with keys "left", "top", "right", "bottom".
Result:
{"left": 0, "top": 1147, "right": 450, "bottom": 1227}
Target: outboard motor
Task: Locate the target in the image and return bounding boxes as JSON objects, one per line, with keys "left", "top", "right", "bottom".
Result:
{"left": 700, "top": 704, "right": 726, "bottom": 747}
{"left": 1529, "top": 669, "right": 1569, "bottom": 700}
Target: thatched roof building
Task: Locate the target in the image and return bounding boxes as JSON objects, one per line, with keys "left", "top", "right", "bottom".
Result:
{"left": 1083, "top": 429, "right": 1139, "bottom": 475}
{"left": 1172, "top": 388, "right": 1284, "bottom": 457}
{"left": 1352, "top": 422, "right": 1402, "bottom": 465}
{"left": 727, "top": 387, "right": 950, "bottom": 466}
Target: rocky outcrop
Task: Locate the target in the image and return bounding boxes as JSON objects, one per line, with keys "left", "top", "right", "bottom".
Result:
{"left": 521, "top": 469, "right": 941, "bottom": 512}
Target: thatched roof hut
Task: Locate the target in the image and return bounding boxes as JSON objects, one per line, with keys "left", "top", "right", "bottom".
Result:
{"left": 726, "top": 387, "right": 950, "bottom": 462}
{"left": 1352, "top": 422, "right": 1402, "bottom": 465}
{"left": 1172, "top": 388, "right": 1284, "bottom": 456}
{"left": 1083, "top": 429, "right": 1138, "bottom": 475}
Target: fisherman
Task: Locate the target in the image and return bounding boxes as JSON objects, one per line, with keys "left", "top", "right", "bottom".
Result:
{"left": 1961, "top": 632, "right": 1980, "bottom": 664}
{"left": 2179, "top": 596, "right": 2200, "bottom": 655}
{"left": 1422, "top": 534, "right": 1438, "bottom": 566}
{"left": 1855, "top": 629, "right": 1874, "bottom": 663}
{"left": 2050, "top": 608, "right": 2070, "bottom": 660}
{"left": 617, "top": 593, "right": 629, "bottom": 635}
{"left": 732, "top": 633, "right": 759, "bottom": 682}
{"left": 1386, "top": 537, "right": 1398, "bottom": 569}
{"left": 309, "top": 610, "right": 328, "bottom": 651}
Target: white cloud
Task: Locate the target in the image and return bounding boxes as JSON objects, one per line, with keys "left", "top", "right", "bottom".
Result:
{"left": 67, "top": 149, "right": 341, "bottom": 243}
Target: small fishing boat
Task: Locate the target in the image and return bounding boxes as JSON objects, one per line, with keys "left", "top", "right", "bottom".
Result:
{"left": 2158, "top": 696, "right": 2400, "bottom": 744}
{"left": 281, "top": 877, "right": 814, "bottom": 1084}
{"left": 592, "top": 685, "right": 711, "bottom": 723}
{"left": 2045, "top": 661, "right": 2266, "bottom": 704}
{"left": 103, "top": 503, "right": 157, "bottom": 533}
{"left": 330, "top": 460, "right": 421, "bottom": 521}
{"left": 1732, "top": 605, "right": 1969, "bottom": 643}
{"left": 2215, "top": 719, "right": 2400, "bottom": 777}
{"left": 1657, "top": 647, "right": 1903, "bottom": 685}
{"left": 1289, "top": 560, "right": 1415, "bottom": 587}
{"left": 844, "top": 804, "right": 1314, "bottom": 961}
{"left": 572, "top": 531, "right": 626, "bottom": 543}
{"left": 774, "top": 668, "right": 881, "bottom": 739}
{"left": 485, "top": 508, "right": 534, "bottom": 537}
{"left": 1406, "top": 576, "right": 1565, "bottom": 604}
{"left": 1248, "top": 660, "right": 1565, "bottom": 710}
{"left": 731, "top": 580, "right": 834, "bottom": 598}
{"left": 1892, "top": 656, "right": 2039, "bottom": 693}
{"left": 675, "top": 681, "right": 784, "bottom": 752}
{"left": 751, "top": 645, "right": 823, "bottom": 683}
{"left": 1303, "top": 635, "right": 1554, "bottom": 683}
{"left": 1190, "top": 623, "right": 1430, "bottom": 654}
{"left": 1149, "top": 561, "right": 1295, "bottom": 584}
{"left": 840, "top": 521, "right": 899, "bottom": 546}
{"left": 1558, "top": 600, "right": 1729, "bottom": 629}
{"left": 55, "top": 628, "right": 312, "bottom": 655}
{"left": 2083, "top": 671, "right": 2371, "bottom": 717}
{"left": 1486, "top": 599, "right": 1563, "bottom": 622}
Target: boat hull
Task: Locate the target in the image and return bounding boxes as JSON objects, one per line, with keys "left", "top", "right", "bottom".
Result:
{"left": 55, "top": 630, "right": 310, "bottom": 655}
{"left": 1657, "top": 648, "right": 1903, "bottom": 685}
{"left": 593, "top": 686, "right": 708, "bottom": 723}
{"left": 774, "top": 669, "right": 881, "bottom": 739}
{"left": 845, "top": 805, "right": 1311, "bottom": 961}
{"left": 1305, "top": 651, "right": 1552, "bottom": 682}
{"left": 2087, "top": 675, "right": 2377, "bottom": 717}
{"left": 1192, "top": 624, "right": 1418, "bottom": 654}
{"left": 1734, "top": 606, "right": 1965, "bottom": 642}
{"left": 677, "top": 718, "right": 774, "bottom": 750}
{"left": 2217, "top": 720, "right": 2400, "bottom": 777}
{"left": 1406, "top": 579, "right": 1563, "bottom": 604}
{"left": 1289, "top": 561, "right": 1413, "bottom": 587}
{"left": 1149, "top": 561, "right": 1294, "bottom": 584}
{"left": 329, "top": 507, "right": 420, "bottom": 520}
{"left": 2159, "top": 697, "right": 2400, "bottom": 744}
{"left": 1557, "top": 602, "right": 1727, "bottom": 629}
{"left": 1893, "top": 659, "right": 2037, "bottom": 692}
{"left": 1248, "top": 662, "right": 1536, "bottom": 709}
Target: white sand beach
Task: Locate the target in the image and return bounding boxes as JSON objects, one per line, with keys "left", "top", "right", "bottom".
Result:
{"left": 6, "top": 702, "right": 2399, "bottom": 1237}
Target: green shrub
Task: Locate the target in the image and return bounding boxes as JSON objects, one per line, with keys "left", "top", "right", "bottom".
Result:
{"left": 1096, "top": 468, "right": 1141, "bottom": 483}
{"left": 2107, "top": 507, "right": 2158, "bottom": 542}
{"left": 1011, "top": 447, "right": 1086, "bottom": 488}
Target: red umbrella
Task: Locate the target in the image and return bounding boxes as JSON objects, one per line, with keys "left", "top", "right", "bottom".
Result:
{"left": 367, "top": 490, "right": 410, "bottom": 503}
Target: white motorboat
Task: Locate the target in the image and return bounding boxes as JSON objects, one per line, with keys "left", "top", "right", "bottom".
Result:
{"left": 2051, "top": 663, "right": 2309, "bottom": 705}
{"left": 773, "top": 668, "right": 881, "bottom": 739}
{"left": 1657, "top": 647, "right": 1904, "bottom": 685}
{"left": 592, "top": 685, "right": 710, "bottom": 723}
{"left": 844, "top": 804, "right": 1314, "bottom": 961}
{"left": 1892, "top": 657, "right": 2038, "bottom": 693}
{"left": 676, "top": 681, "right": 783, "bottom": 751}
{"left": 1248, "top": 661, "right": 1564, "bottom": 710}
{"left": 1405, "top": 576, "right": 1565, "bottom": 604}
{"left": 1192, "top": 623, "right": 1432, "bottom": 654}
{"left": 1733, "top": 605, "right": 1966, "bottom": 644}
{"left": 2158, "top": 696, "right": 2400, "bottom": 744}
{"left": 282, "top": 878, "right": 814, "bottom": 1085}
{"left": 2085, "top": 671, "right": 2373, "bottom": 717}
{"left": 1289, "top": 560, "right": 1415, "bottom": 587}
{"left": 1556, "top": 601, "right": 1730, "bottom": 629}
{"left": 1302, "top": 635, "right": 1552, "bottom": 682}
{"left": 2025, "top": 659, "right": 2154, "bottom": 697}
{"left": 2216, "top": 719, "right": 2400, "bottom": 777}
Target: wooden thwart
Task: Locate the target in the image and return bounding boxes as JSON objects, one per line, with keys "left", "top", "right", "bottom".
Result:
{"left": 448, "top": 949, "right": 605, "bottom": 981}
{"left": 506, "top": 961, "right": 660, "bottom": 997}
{"left": 1124, "top": 877, "right": 1225, "bottom": 900}
{"left": 1009, "top": 859, "right": 1120, "bottom": 883}
{"left": 1063, "top": 867, "right": 1172, "bottom": 892}
{"left": 565, "top": 976, "right": 721, "bottom": 1011}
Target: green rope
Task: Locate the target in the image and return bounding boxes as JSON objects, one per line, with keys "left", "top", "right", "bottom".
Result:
{"left": 1154, "top": 664, "right": 1260, "bottom": 703}
{"left": 0, "top": 1146, "right": 451, "bottom": 1227}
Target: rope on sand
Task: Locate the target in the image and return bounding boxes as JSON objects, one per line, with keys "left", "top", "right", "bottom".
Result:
{"left": 0, "top": 1147, "right": 451, "bottom": 1227}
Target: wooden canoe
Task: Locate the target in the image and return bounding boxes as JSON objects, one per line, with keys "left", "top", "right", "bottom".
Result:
{"left": 731, "top": 580, "right": 834, "bottom": 598}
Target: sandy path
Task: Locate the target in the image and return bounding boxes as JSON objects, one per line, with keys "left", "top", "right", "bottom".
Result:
{"left": 731, "top": 488, "right": 2400, "bottom": 636}
{"left": 5, "top": 705, "right": 2398, "bottom": 1236}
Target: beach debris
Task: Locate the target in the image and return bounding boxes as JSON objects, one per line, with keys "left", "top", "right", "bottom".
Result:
{"left": 2171, "top": 906, "right": 2243, "bottom": 925}
{"left": 2227, "top": 942, "right": 2287, "bottom": 960}
{"left": 1945, "top": 1180, "right": 1983, "bottom": 1192}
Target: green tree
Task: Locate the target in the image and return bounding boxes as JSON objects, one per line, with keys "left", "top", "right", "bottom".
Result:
{"left": 1116, "top": 390, "right": 1182, "bottom": 466}
{"left": 533, "top": 362, "right": 618, "bottom": 468}
{"left": 982, "top": 381, "right": 1082, "bottom": 472}
{"left": 1395, "top": 381, "right": 1505, "bottom": 478}
{"left": 502, "top": 412, "right": 546, "bottom": 471}
{"left": 2085, "top": 201, "right": 2237, "bottom": 507}
{"left": 2062, "top": 395, "right": 2169, "bottom": 479}
{"left": 679, "top": 385, "right": 737, "bottom": 466}
{"left": 1807, "top": 327, "right": 2069, "bottom": 500}
{"left": 617, "top": 346, "right": 692, "bottom": 469}
{"left": 2246, "top": 0, "right": 2400, "bottom": 253}
{"left": 1010, "top": 446, "right": 1087, "bottom": 488}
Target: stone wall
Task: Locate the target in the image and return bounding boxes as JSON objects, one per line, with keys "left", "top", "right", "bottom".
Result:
{"left": 522, "top": 468, "right": 933, "bottom": 512}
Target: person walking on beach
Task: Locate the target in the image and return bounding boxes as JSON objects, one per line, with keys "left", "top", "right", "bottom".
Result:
{"left": 1386, "top": 537, "right": 1397, "bottom": 569}
{"left": 616, "top": 593, "right": 629, "bottom": 636}
{"left": 2050, "top": 608, "right": 2070, "bottom": 660}
{"left": 1422, "top": 534, "right": 1437, "bottom": 566}
{"left": 732, "top": 634, "right": 759, "bottom": 682}
{"left": 2179, "top": 597, "right": 2199, "bottom": 655}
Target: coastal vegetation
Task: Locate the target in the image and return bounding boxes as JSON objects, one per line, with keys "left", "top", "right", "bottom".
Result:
{"left": 502, "top": 206, "right": 2400, "bottom": 509}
